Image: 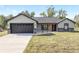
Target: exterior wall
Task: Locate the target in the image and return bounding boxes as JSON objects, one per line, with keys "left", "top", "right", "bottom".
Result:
{"left": 8, "top": 15, "right": 37, "bottom": 30}
{"left": 57, "top": 19, "right": 75, "bottom": 31}
{"left": 37, "top": 23, "right": 53, "bottom": 32}
{"left": 37, "top": 24, "right": 41, "bottom": 30}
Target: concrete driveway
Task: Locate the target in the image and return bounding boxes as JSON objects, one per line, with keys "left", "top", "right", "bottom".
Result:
{"left": 0, "top": 34, "right": 32, "bottom": 53}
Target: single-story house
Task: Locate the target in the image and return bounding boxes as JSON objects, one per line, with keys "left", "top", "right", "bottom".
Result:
{"left": 7, "top": 13, "right": 75, "bottom": 33}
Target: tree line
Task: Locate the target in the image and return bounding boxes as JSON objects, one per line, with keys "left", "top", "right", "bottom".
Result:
{"left": 20, "top": 6, "right": 67, "bottom": 19}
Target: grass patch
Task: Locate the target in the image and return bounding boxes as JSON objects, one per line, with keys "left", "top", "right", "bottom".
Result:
{"left": 0, "top": 30, "right": 8, "bottom": 37}
{"left": 24, "top": 32, "right": 79, "bottom": 53}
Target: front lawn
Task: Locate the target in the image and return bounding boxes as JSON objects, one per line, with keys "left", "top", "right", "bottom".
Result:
{"left": 24, "top": 32, "right": 79, "bottom": 53}
{"left": 0, "top": 30, "right": 8, "bottom": 37}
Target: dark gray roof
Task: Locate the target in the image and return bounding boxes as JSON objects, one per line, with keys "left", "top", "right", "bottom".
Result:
{"left": 33, "top": 17, "right": 62, "bottom": 23}
{"left": 8, "top": 13, "right": 75, "bottom": 24}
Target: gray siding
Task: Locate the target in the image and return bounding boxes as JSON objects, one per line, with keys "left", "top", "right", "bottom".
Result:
{"left": 57, "top": 19, "right": 75, "bottom": 32}
{"left": 37, "top": 24, "right": 42, "bottom": 32}
{"left": 8, "top": 15, "right": 37, "bottom": 29}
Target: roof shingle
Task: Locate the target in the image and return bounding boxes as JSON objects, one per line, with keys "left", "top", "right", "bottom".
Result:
{"left": 33, "top": 17, "right": 62, "bottom": 23}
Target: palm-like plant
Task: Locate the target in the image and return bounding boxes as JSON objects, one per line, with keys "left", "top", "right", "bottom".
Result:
{"left": 57, "top": 9, "right": 67, "bottom": 19}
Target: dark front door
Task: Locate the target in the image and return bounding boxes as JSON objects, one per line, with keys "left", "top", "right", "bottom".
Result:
{"left": 52, "top": 24, "right": 56, "bottom": 31}
{"left": 10, "top": 23, "right": 34, "bottom": 33}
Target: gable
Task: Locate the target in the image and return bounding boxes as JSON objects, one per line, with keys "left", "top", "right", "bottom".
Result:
{"left": 8, "top": 14, "right": 37, "bottom": 23}
{"left": 58, "top": 18, "right": 75, "bottom": 28}
{"left": 58, "top": 18, "right": 75, "bottom": 24}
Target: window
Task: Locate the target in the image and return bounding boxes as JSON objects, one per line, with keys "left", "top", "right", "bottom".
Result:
{"left": 41, "top": 24, "right": 48, "bottom": 30}
{"left": 64, "top": 23, "right": 69, "bottom": 30}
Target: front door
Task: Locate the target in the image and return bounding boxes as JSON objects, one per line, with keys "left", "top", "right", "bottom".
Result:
{"left": 52, "top": 24, "right": 56, "bottom": 31}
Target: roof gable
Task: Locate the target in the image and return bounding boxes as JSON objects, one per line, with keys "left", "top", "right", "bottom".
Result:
{"left": 58, "top": 18, "right": 75, "bottom": 24}
{"left": 7, "top": 13, "right": 38, "bottom": 23}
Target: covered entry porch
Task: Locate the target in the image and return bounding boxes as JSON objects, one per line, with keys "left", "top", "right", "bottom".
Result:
{"left": 37, "top": 23, "right": 57, "bottom": 32}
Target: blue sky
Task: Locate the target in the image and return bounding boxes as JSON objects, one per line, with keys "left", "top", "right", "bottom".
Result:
{"left": 0, "top": 5, "right": 79, "bottom": 19}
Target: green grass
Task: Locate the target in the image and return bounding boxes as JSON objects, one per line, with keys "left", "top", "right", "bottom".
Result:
{"left": 24, "top": 32, "right": 79, "bottom": 53}
{"left": 0, "top": 30, "right": 8, "bottom": 37}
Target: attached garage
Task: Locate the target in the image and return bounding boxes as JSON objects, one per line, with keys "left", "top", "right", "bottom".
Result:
{"left": 7, "top": 13, "right": 37, "bottom": 33}
{"left": 10, "top": 23, "right": 34, "bottom": 33}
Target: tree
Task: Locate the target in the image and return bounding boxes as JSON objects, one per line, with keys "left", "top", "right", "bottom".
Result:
{"left": 21, "top": 10, "right": 30, "bottom": 16}
{"left": 5, "top": 14, "right": 13, "bottom": 23}
{"left": 30, "top": 12, "right": 35, "bottom": 17}
{"left": 8, "top": 14, "right": 13, "bottom": 18}
{"left": 21, "top": 11, "right": 36, "bottom": 17}
{"left": 40, "top": 11, "right": 47, "bottom": 17}
{"left": 40, "top": 6, "right": 56, "bottom": 17}
{"left": 21, "top": 11, "right": 25, "bottom": 14}
{"left": 0, "top": 15, "right": 6, "bottom": 29}
{"left": 6, "top": 14, "right": 13, "bottom": 19}
{"left": 25, "top": 10, "right": 30, "bottom": 16}
{"left": 57, "top": 9, "right": 67, "bottom": 19}
{"left": 74, "top": 15, "right": 79, "bottom": 27}
{"left": 47, "top": 7, "right": 56, "bottom": 17}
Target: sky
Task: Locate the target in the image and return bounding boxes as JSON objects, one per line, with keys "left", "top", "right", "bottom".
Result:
{"left": 0, "top": 5, "right": 79, "bottom": 20}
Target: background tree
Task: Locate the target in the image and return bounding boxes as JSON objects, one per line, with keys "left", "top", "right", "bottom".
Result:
{"left": 0, "top": 15, "right": 6, "bottom": 29}
{"left": 6, "top": 14, "right": 13, "bottom": 19}
{"left": 40, "top": 11, "right": 47, "bottom": 17}
{"left": 8, "top": 14, "right": 13, "bottom": 19}
{"left": 47, "top": 7, "right": 56, "bottom": 17}
{"left": 74, "top": 15, "right": 79, "bottom": 27}
{"left": 21, "top": 10, "right": 30, "bottom": 16}
{"left": 21, "top": 11, "right": 35, "bottom": 17}
{"left": 30, "top": 11, "right": 35, "bottom": 17}
{"left": 57, "top": 9, "right": 67, "bottom": 19}
{"left": 21, "top": 11, "right": 25, "bottom": 14}
{"left": 25, "top": 10, "right": 30, "bottom": 16}
{"left": 5, "top": 14, "right": 14, "bottom": 24}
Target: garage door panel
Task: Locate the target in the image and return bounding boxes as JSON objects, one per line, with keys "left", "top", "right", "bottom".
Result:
{"left": 10, "top": 23, "right": 33, "bottom": 33}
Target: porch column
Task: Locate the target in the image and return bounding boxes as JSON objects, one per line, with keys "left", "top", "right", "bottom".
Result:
{"left": 34, "top": 23, "right": 37, "bottom": 33}
{"left": 48, "top": 24, "right": 52, "bottom": 31}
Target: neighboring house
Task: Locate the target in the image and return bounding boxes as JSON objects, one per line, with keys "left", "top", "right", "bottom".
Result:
{"left": 7, "top": 13, "right": 75, "bottom": 33}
